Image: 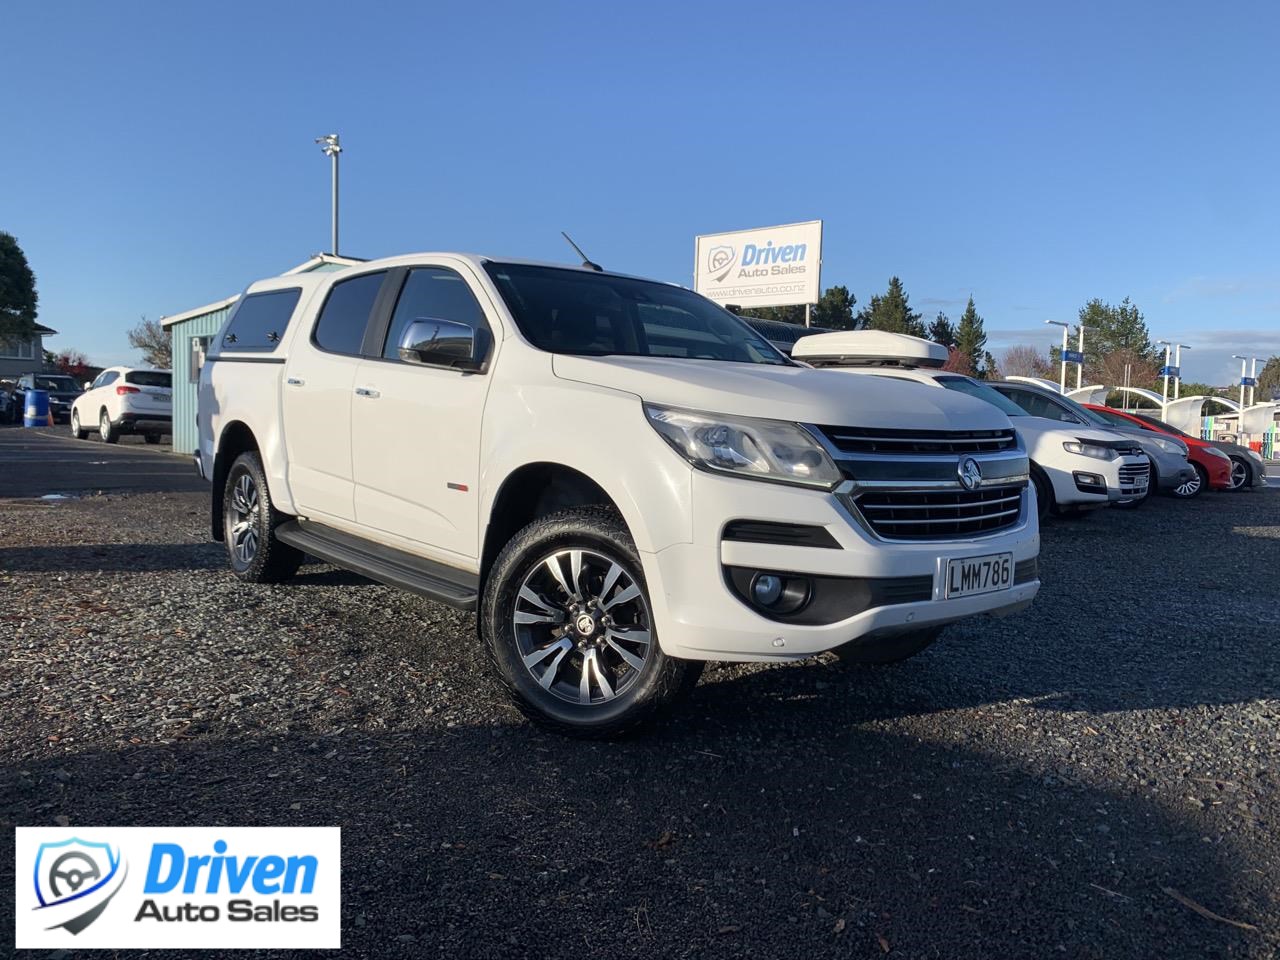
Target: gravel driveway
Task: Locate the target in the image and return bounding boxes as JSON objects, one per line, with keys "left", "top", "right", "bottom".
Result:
{"left": 1, "top": 475, "right": 1277, "bottom": 957}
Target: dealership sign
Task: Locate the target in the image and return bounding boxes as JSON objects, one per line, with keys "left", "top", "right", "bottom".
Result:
{"left": 15, "top": 826, "right": 341, "bottom": 950}
{"left": 694, "top": 220, "right": 822, "bottom": 308}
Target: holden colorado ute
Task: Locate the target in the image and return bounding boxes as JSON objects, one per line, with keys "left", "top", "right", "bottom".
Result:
{"left": 197, "top": 254, "right": 1041, "bottom": 737}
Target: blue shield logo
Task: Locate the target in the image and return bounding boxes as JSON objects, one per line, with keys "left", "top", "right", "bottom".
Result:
{"left": 33, "top": 837, "right": 126, "bottom": 934}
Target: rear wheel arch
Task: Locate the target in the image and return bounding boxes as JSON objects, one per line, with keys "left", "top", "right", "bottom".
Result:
{"left": 211, "top": 421, "right": 262, "bottom": 541}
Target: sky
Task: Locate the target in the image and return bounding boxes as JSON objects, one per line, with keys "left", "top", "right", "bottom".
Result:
{"left": 4, "top": 0, "right": 1279, "bottom": 385}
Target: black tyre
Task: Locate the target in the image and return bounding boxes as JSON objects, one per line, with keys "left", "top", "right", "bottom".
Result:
{"left": 836, "top": 626, "right": 943, "bottom": 665}
{"left": 70, "top": 409, "right": 88, "bottom": 440}
{"left": 222, "top": 451, "right": 302, "bottom": 583}
{"left": 481, "top": 506, "right": 698, "bottom": 739}
{"left": 1227, "top": 455, "right": 1252, "bottom": 491}
{"left": 99, "top": 409, "right": 118, "bottom": 444}
{"left": 144, "top": 433, "right": 162, "bottom": 445}
{"left": 1171, "top": 463, "right": 1206, "bottom": 499}
{"left": 1030, "top": 467, "right": 1052, "bottom": 520}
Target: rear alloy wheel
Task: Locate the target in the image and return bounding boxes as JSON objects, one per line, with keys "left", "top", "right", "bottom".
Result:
{"left": 222, "top": 451, "right": 302, "bottom": 583}
{"left": 482, "top": 507, "right": 698, "bottom": 738}
{"left": 99, "top": 410, "right": 118, "bottom": 444}
{"left": 1172, "top": 463, "right": 1206, "bottom": 499}
{"left": 1227, "top": 456, "right": 1251, "bottom": 491}
{"left": 144, "top": 433, "right": 162, "bottom": 445}
{"left": 70, "top": 409, "right": 88, "bottom": 440}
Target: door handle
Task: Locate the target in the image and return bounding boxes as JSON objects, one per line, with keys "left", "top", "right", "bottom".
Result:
{"left": 286, "top": 377, "right": 305, "bottom": 386}
{"left": 354, "top": 387, "right": 381, "bottom": 398}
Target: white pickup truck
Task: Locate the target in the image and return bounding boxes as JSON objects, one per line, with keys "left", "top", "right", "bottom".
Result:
{"left": 197, "top": 254, "right": 1040, "bottom": 737}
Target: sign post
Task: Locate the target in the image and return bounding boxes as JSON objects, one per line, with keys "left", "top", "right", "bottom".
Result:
{"left": 1045, "top": 320, "right": 1070, "bottom": 393}
{"left": 695, "top": 221, "right": 823, "bottom": 313}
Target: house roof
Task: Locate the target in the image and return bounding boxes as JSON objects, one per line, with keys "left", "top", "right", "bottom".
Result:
{"left": 161, "top": 253, "right": 365, "bottom": 328}
{"left": 34, "top": 322, "right": 57, "bottom": 335}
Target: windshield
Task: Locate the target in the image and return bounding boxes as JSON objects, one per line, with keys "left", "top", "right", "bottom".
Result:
{"left": 1039, "top": 390, "right": 1115, "bottom": 429}
{"left": 33, "top": 376, "right": 78, "bottom": 391}
{"left": 483, "top": 263, "right": 789, "bottom": 365}
{"left": 1134, "top": 413, "right": 1191, "bottom": 438}
{"left": 936, "top": 376, "right": 1029, "bottom": 417}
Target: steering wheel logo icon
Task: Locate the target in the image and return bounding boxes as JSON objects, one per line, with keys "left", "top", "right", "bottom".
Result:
{"left": 49, "top": 851, "right": 102, "bottom": 898}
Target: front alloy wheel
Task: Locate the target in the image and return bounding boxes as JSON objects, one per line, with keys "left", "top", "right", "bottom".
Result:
{"left": 70, "top": 409, "right": 88, "bottom": 440}
{"left": 1228, "top": 456, "right": 1250, "bottom": 490}
{"left": 481, "top": 507, "right": 699, "bottom": 738}
{"left": 1172, "top": 464, "right": 1205, "bottom": 499}
{"left": 514, "top": 548, "right": 653, "bottom": 705}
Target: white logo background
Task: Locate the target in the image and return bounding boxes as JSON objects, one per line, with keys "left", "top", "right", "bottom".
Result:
{"left": 16, "top": 826, "right": 341, "bottom": 950}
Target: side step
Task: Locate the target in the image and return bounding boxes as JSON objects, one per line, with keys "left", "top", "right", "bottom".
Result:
{"left": 275, "top": 519, "right": 479, "bottom": 611}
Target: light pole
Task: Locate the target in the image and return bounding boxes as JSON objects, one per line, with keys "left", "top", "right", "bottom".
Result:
{"left": 1074, "top": 324, "right": 1094, "bottom": 390}
{"left": 315, "top": 133, "right": 342, "bottom": 255}
{"left": 1045, "top": 320, "right": 1070, "bottom": 393}
{"left": 1172, "top": 343, "right": 1191, "bottom": 399}
{"left": 1233, "top": 354, "right": 1249, "bottom": 415}
{"left": 1157, "top": 339, "right": 1173, "bottom": 410}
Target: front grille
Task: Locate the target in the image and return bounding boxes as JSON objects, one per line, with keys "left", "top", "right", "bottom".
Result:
{"left": 1118, "top": 462, "right": 1150, "bottom": 493}
{"left": 817, "top": 426, "right": 1017, "bottom": 456}
{"left": 850, "top": 483, "right": 1024, "bottom": 540}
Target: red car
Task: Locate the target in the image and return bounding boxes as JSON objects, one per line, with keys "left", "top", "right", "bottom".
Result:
{"left": 1084, "top": 405, "right": 1233, "bottom": 496}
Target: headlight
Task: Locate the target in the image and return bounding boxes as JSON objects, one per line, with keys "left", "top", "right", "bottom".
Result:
{"left": 1205, "top": 447, "right": 1231, "bottom": 461}
{"left": 1063, "top": 440, "right": 1118, "bottom": 461}
{"left": 644, "top": 403, "right": 842, "bottom": 489}
{"left": 1149, "top": 436, "right": 1187, "bottom": 456}
{"left": 1246, "top": 448, "right": 1264, "bottom": 463}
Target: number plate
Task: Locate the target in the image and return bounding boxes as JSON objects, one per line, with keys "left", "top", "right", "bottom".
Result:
{"left": 945, "top": 552, "right": 1013, "bottom": 599}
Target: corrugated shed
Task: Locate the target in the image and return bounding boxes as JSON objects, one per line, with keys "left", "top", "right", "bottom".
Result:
{"left": 169, "top": 303, "right": 233, "bottom": 454}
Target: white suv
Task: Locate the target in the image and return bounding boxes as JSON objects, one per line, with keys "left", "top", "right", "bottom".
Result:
{"left": 791, "top": 331, "right": 1151, "bottom": 517}
{"left": 72, "top": 367, "right": 173, "bottom": 444}
{"left": 198, "top": 254, "right": 1040, "bottom": 737}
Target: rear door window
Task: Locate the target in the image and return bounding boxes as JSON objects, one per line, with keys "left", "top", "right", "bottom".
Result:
{"left": 222, "top": 289, "right": 302, "bottom": 351}
{"left": 314, "top": 272, "right": 387, "bottom": 356}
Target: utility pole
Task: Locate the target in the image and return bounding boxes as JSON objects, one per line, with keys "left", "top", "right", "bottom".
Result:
{"left": 315, "top": 134, "right": 342, "bottom": 255}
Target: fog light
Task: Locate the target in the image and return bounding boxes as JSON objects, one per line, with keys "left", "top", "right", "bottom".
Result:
{"left": 752, "top": 574, "right": 783, "bottom": 606}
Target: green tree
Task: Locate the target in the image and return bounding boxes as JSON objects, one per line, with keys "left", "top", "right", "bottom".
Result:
{"left": 1256, "top": 355, "right": 1280, "bottom": 401}
{"left": 954, "top": 296, "right": 988, "bottom": 377}
{"left": 735, "top": 285, "right": 857, "bottom": 331}
{"left": 927, "top": 312, "right": 955, "bottom": 347}
{"left": 856, "top": 277, "right": 924, "bottom": 336}
{"left": 1069, "top": 297, "right": 1160, "bottom": 385}
{"left": 0, "top": 231, "right": 39, "bottom": 342}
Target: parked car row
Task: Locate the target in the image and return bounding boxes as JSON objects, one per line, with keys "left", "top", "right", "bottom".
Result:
{"left": 786, "top": 329, "right": 1265, "bottom": 515}
{"left": 0, "top": 368, "right": 172, "bottom": 442}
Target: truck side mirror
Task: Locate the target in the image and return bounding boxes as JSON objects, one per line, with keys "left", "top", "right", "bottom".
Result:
{"left": 83, "top": 381, "right": 92, "bottom": 391}
{"left": 397, "top": 318, "right": 489, "bottom": 373}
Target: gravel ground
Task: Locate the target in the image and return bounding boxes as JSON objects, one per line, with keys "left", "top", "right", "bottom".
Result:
{"left": 0, "top": 478, "right": 1277, "bottom": 958}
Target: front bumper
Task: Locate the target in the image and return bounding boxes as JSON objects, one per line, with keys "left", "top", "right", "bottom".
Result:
{"left": 641, "top": 470, "right": 1040, "bottom": 662}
